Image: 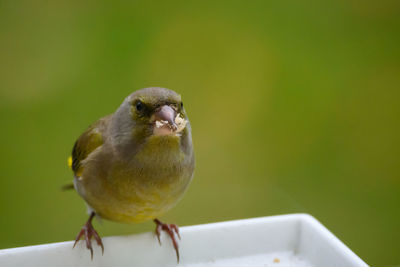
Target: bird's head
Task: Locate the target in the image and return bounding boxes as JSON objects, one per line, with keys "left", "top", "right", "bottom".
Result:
{"left": 110, "top": 87, "right": 190, "bottom": 156}
{"left": 128, "top": 87, "right": 187, "bottom": 137}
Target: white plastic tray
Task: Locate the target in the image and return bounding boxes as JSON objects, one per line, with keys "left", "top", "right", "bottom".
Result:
{"left": 0, "top": 214, "right": 368, "bottom": 267}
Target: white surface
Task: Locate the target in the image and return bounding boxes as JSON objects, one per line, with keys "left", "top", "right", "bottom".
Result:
{"left": 0, "top": 214, "right": 368, "bottom": 267}
{"left": 187, "top": 251, "right": 312, "bottom": 267}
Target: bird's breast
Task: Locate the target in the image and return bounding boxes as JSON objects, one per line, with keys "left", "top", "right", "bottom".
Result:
{"left": 89, "top": 134, "right": 193, "bottom": 223}
{"left": 134, "top": 135, "right": 184, "bottom": 167}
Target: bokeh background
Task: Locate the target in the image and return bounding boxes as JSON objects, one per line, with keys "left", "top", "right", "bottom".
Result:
{"left": 0, "top": 1, "right": 399, "bottom": 266}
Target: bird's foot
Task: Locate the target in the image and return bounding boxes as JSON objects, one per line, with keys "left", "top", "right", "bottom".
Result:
{"left": 154, "top": 218, "right": 181, "bottom": 262}
{"left": 73, "top": 212, "right": 104, "bottom": 259}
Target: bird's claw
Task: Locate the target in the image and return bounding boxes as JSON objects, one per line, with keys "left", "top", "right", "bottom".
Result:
{"left": 154, "top": 219, "right": 181, "bottom": 262}
{"left": 73, "top": 212, "right": 104, "bottom": 259}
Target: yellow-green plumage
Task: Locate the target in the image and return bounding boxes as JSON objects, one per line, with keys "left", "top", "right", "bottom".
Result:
{"left": 71, "top": 87, "right": 195, "bottom": 224}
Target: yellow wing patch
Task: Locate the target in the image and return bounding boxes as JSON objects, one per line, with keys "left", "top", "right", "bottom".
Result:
{"left": 67, "top": 156, "right": 73, "bottom": 169}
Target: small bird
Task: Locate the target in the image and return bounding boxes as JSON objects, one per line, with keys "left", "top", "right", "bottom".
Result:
{"left": 68, "top": 87, "right": 195, "bottom": 261}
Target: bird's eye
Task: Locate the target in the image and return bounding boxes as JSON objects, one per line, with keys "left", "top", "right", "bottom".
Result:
{"left": 135, "top": 101, "right": 144, "bottom": 111}
{"left": 180, "top": 102, "right": 183, "bottom": 109}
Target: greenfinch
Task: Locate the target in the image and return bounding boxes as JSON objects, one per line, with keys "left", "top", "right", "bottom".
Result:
{"left": 68, "top": 87, "right": 195, "bottom": 261}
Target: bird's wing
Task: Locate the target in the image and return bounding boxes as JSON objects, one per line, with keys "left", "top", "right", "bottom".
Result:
{"left": 70, "top": 115, "right": 111, "bottom": 177}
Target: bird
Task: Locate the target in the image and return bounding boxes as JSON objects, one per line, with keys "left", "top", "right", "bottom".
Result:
{"left": 67, "top": 87, "right": 195, "bottom": 262}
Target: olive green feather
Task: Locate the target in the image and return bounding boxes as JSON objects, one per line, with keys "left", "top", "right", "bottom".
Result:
{"left": 71, "top": 115, "right": 110, "bottom": 177}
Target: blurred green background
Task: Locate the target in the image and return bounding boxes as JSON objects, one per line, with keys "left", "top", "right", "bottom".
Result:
{"left": 0, "top": 1, "right": 399, "bottom": 266}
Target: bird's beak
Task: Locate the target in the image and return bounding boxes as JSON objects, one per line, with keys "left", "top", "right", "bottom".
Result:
{"left": 153, "top": 105, "right": 178, "bottom": 135}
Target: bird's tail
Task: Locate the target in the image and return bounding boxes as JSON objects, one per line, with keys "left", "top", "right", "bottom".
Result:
{"left": 61, "top": 183, "right": 75, "bottom": 191}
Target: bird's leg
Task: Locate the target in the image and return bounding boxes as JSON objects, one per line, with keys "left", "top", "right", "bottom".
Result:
{"left": 153, "top": 218, "right": 181, "bottom": 262}
{"left": 73, "top": 211, "right": 104, "bottom": 259}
